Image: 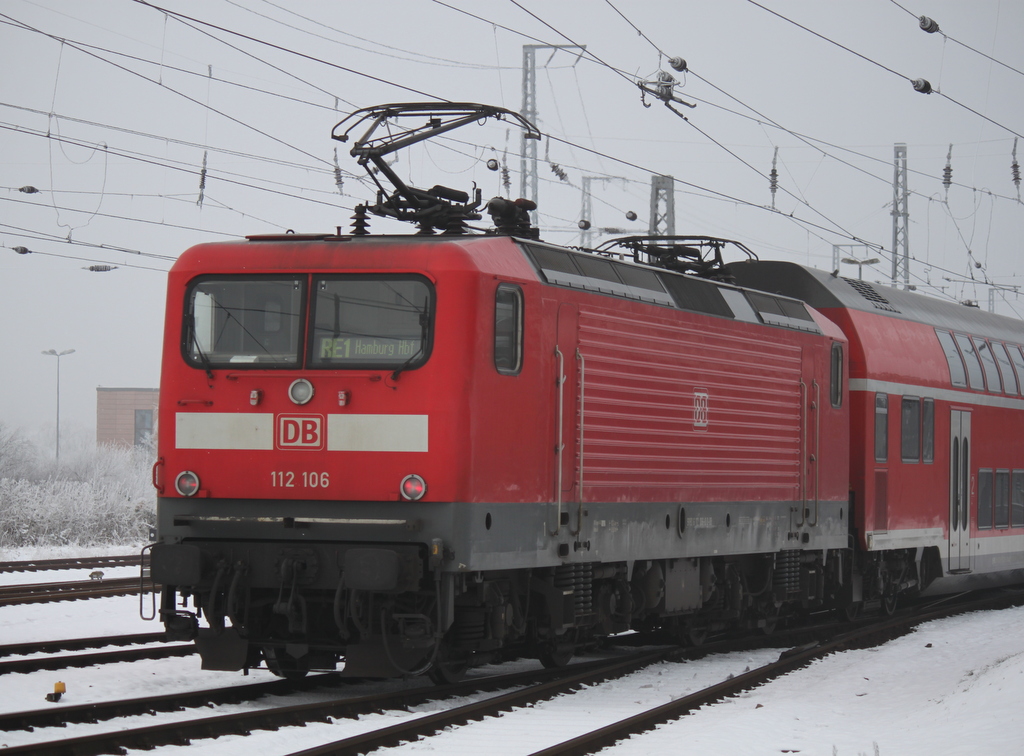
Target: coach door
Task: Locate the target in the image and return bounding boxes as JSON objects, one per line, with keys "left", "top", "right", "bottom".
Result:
{"left": 949, "top": 410, "right": 972, "bottom": 573}
{"left": 554, "top": 303, "right": 580, "bottom": 533}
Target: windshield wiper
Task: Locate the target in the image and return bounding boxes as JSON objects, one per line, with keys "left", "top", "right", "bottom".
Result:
{"left": 390, "top": 311, "right": 429, "bottom": 382}
{"left": 188, "top": 313, "right": 215, "bottom": 381}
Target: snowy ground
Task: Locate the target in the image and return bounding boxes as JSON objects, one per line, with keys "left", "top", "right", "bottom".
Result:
{"left": 2, "top": 547, "right": 1022, "bottom": 755}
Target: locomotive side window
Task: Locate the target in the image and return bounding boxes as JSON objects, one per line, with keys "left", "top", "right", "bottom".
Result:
{"left": 1013, "top": 471, "right": 1024, "bottom": 528}
{"left": 978, "top": 469, "right": 993, "bottom": 530}
{"left": 900, "top": 397, "right": 920, "bottom": 463}
{"left": 830, "top": 343, "right": 843, "bottom": 408}
{"left": 972, "top": 337, "right": 1002, "bottom": 392}
{"left": 660, "top": 274, "right": 733, "bottom": 318}
{"left": 936, "top": 330, "right": 967, "bottom": 388}
{"left": 953, "top": 333, "right": 986, "bottom": 390}
{"left": 494, "top": 284, "right": 523, "bottom": 375}
{"left": 874, "top": 393, "right": 888, "bottom": 463}
{"left": 995, "top": 470, "right": 1010, "bottom": 529}
{"left": 309, "top": 276, "right": 433, "bottom": 369}
{"left": 746, "top": 292, "right": 820, "bottom": 333}
{"left": 184, "top": 277, "right": 304, "bottom": 368}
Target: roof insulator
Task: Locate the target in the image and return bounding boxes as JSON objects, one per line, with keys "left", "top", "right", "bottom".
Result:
{"left": 668, "top": 56, "right": 687, "bottom": 72}
{"left": 919, "top": 16, "right": 940, "bottom": 34}
{"left": 912, "top": 78, "right": 933, "bottom": 94}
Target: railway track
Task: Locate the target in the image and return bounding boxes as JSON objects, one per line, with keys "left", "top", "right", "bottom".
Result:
{"left": 4, "top": 588, "right": 1021, "bottom": 756}
{"left": 0, "top": 576, "right": 156, "bottom": 606}
{"left": 0, "top": 554, "right": 143, "bottom": 573}
{"left": 0, "top": 633, "right": 193, "bottom": 676}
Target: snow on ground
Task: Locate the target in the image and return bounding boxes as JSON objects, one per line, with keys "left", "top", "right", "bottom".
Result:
{"left": 2, "top": 548, "right": 1022, "bottom": 755}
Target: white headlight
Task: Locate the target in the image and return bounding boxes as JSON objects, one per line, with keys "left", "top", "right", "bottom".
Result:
{"left": 288, "top": 378, "right": 314, "bottom": 405}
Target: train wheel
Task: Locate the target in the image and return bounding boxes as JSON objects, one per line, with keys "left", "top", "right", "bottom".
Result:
{"left": 759, "top": 604, "right": 780, "bottom": 636}
{"left": 428, "top": 643, "right": 470, "bottom": 685}
{"left": 264, "top": 647, "right": 310, "bottom": 680}
{"left": 539, "top": 636, "right": 575, "bottom": 669}
{"left": 686, "top": 617, "right": 710, "bottom": 646}
{"left": 882, "top": 591, "right": 898, "bottom": 616}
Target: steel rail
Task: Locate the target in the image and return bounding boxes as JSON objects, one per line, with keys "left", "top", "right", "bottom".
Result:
{"left": 0, "top": 555, "right": 143, "bottom": 573}
{"left": 0, "top": 577, "right": 157, "bottom": 606}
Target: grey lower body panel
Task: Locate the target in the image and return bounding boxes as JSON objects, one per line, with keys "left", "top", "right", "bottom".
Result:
{"left": 157, "top": 496, "right": 848, "bottom": 571}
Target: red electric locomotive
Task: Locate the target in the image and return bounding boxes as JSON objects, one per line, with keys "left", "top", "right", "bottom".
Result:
{"left": 146, "top": 105, "right": 854, "bottom": 679}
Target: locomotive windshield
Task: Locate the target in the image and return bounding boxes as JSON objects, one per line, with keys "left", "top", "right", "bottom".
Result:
{"left": 185, "top": 277, "right": 305, "bottom": 368}
{"left": 309, "top": 276, "right": 433, "bottom": 369}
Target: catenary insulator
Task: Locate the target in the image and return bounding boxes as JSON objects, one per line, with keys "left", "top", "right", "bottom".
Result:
{"left": 625, "top": 210, "right": 638, "bottom": 221}
{"left": 86, "top": 265, "right": 116, "bottom": 272}
{"left": 18, "top": 186, "right": 39, "bottom": 194}
{"left": 919, "top": 16, "right": 940, "bottom": 34}
{"left": 1012, "top": 139, "right": 1021, "bottom": 190}
{"left": 912, "top": 78, "right": 932, "bottom": 94}
{"left": 12, "top": 246, "right": 31, "bottom": 254}
{"left": 578, "top": 219, "right": 591, "bottom": 230}
{"left": 943, "top": 144, "right": 953, "bottom": 191}
{"left": 486, "top": 158, "right": 500, "bottom": 171}
{"left": 668, "top": 57, "right": 687, "bottom": 72}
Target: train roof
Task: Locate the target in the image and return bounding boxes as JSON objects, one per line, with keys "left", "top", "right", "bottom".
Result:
{"left": 728, "top": 260, "right": 1024, "bottom": 343}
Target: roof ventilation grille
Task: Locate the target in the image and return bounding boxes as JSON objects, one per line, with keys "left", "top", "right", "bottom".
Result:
{"left": 842, "top": 277, "right": 901, "bottom": 313}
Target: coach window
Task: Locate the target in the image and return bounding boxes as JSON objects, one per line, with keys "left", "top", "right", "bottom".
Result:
{"left": 830, "top": 343, "right": 843, "bottom": 408}
{"left": 978, "top": 469, "right": 993, "bottom": 530}
{"left": 995, "top": 343, "right": 1019, "bottom": 395}
{"left": 922, "top": 398, "right": 934, "bottom": 463}
{"left": 1009, "top": 346, "right": 1024, "bottom": 395}
{"left": 936, "top": 330, "right": 967, "bottom": 388}
{"left": 494, "top": 284, "right": 523, "bottom": 375}
{"left": 953, "top": 333, "right": 986, "bottom": 390}
{"left": 995, "top": 470, "right": 1010, "bottom": 529}
{"left": 1012, "top": 471, "right": 1024, "bottom": 528}
{"left": 874, "top": 393, "right": 888, "bottom": 463}
{"left": 973, "top": 337, "right": 1002, "bottom": 392}
{"left": 900, "top": 397, "right": 920, "bottom": 462}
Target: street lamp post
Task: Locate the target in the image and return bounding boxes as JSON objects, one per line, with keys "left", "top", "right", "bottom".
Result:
{"left": 841, "top": 256, "right": 880, "bottom": 280}
{"left": 42, "top": 349, "right": 75, "bottom": 460}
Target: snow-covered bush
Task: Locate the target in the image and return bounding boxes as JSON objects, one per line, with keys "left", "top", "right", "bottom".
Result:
{"left": 0, "top": 424, "right": 156, "bottom": 548}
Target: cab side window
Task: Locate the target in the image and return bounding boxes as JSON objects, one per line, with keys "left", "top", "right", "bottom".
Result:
{"left": 830, "top": 343, "right": 843, "bottom": 408}
{"left": 494, "top": 284, "right": 523, "bottom": 375}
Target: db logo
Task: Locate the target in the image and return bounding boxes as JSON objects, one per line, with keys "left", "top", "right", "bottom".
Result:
{"left": 277, "top": 415, "right": 324, "bottom": 450}
{"left": 693, "top": 389, "right": 709, "bottom": 430}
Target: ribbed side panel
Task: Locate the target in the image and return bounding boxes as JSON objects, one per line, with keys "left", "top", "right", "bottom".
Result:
{"left": 579, "top": 309, "right": 803, "bottom": 502}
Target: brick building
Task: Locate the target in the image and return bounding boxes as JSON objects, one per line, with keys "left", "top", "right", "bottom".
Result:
{"left": 96, "top": 387, "right": 159, "bottom": 447}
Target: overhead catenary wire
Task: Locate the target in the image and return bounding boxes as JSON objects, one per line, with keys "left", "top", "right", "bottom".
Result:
{"left": 744, "top": 0, "right": 1024, "bottom": 141}
{"left": 0, "top": 11, "right": 336, "bottom": 169}
{"left": 4, "top": 0, "right": 1016, "bottom": 306}
{"left": 130, "top": 0, "right": 449, "bottom": 103}
{"left": 888, "top": 0, "right": 1024, "bottom": 80}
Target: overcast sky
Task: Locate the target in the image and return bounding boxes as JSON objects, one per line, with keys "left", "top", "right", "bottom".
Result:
{"left": 2, "top": 0, "right": 1023, "bottom": 440}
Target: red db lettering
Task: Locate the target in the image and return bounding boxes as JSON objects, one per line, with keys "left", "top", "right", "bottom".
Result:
{"left": 277, "top": 415, "right": 323, "bottom": 449}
